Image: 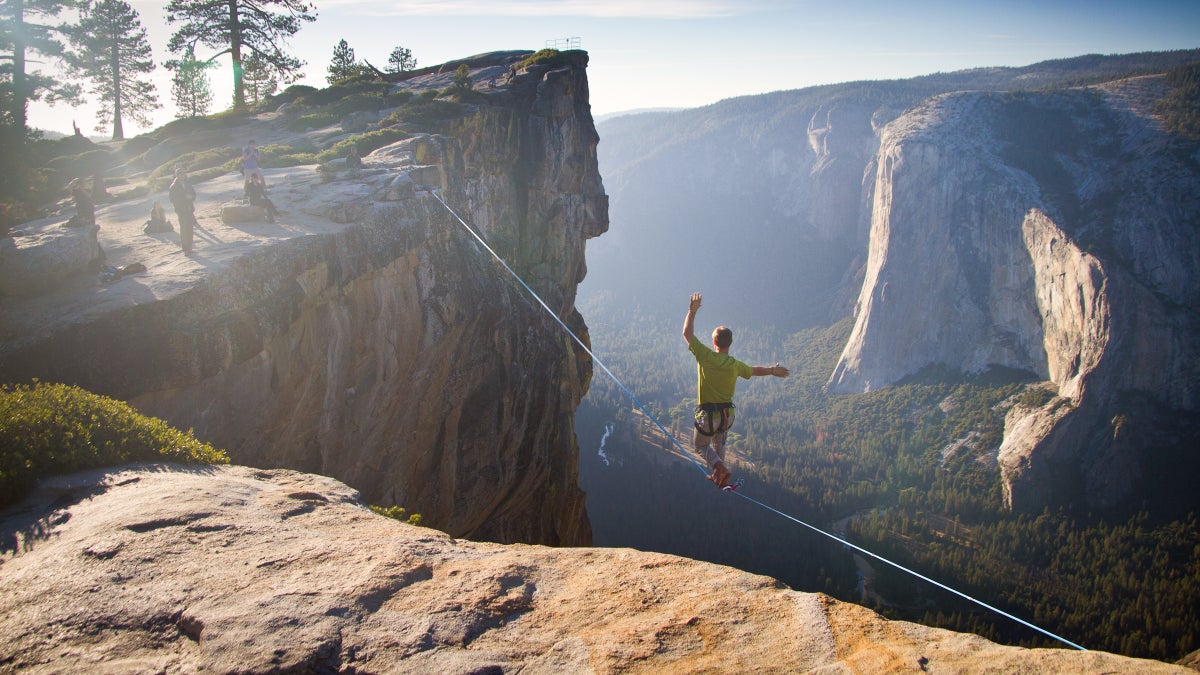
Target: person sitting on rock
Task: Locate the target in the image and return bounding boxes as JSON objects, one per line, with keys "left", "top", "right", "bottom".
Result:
{"left": 64, "top": 178, "right": 95, "bottom": 228}
{"left": 345, "top": 145, "right": 362, "bottom": 170}
{"left": 244, "top": 174, "right": 279, "bottom": 223}
{"left": 143, "top": 200, "right": 173, "bottom": 234}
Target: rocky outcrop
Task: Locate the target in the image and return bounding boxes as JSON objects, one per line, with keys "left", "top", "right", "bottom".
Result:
{"left": 0, "top": 222, "right": 103, "bottom": 296}
{"left": 0, "top": 51, "right": 606, "bottom": 545}
{"left": 829, "top": 78, "right": 1200, "bottom": 510}
{"left": 828, "top": 92, "right": 1049, "bottom": 392}
{"left": 2, "top": 464, "right": 1188, "bottom": 673}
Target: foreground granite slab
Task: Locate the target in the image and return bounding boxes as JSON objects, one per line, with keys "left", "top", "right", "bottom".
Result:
{"left": 0, "top": 464, "right": 1186, "bottom": 673}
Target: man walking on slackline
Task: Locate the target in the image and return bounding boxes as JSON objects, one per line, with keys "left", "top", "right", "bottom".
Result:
{"left": 683, "top": 292, "right": 790, "bottom": 488}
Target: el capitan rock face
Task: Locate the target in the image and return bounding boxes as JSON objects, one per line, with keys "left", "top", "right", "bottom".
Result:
{"left": 0, "top": 51, "right": 606, "bottom": 545}
{"left": 828, "top": 78, "right": 1200, "bottom": 511}
{"left": 1, "top": 464, "right": 1190, "bottom": 673}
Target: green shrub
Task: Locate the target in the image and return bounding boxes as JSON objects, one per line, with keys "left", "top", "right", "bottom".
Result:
{"left": 283, "top": 110, "right": 341, "bottom": 132}
{"left": 388, "top": 90, "right": 415, "bottom": 106}
{"left": 267, "top": 149, "right": 320, "bottom": 166}
{"left": 118, "top": 135, "right": 157, "bottom": 159}
{"left": 269, "top": 84, "right": 319, "bottom": 109}
{"left": 440, "top": 87, "right": 488, "bottom": 104}
{"left": 369, "top": 504, "right": 422, "bottom": 526}
{"left": 152, "top": 109, "right": 251, "bottom": 141}
{"left": 383, "top": 99, "right": 464, "bottom": 126}
{"left": 154, "top": 116, "right": 215, "bottom": 138}
{"left": 1016, "top": 386, "right": 1056, "bottom": 409}
{"left": 515, "top": 48, "right": 568, "bottom": 71}
{"left": 254, "top": 142, "right": 309, "bottom": 167}
{"left": 29, "top": 134, "right": 98, "bottom": 166}
{"left": 244, "top": 128, "right": 410, "bottom": 171}
{"left": 45, "top": 148, "right": 113, "bottom": 181}
{"left": 293, "top": 77, "right": 386, "bottom": 108}
{"left": 451, "top": 63, "right": 472, "bottom": 91}
{"left": 0, "top": 382, "right": 229, "bottom": 508}
{"left": 145, "top": 146, "right": 240, "bottom": 191}
{"left": 317, "top": 127, "right": 409, "bottom": 162}
{"left": 329, "top": 91, "right": 387, "bottom": 117}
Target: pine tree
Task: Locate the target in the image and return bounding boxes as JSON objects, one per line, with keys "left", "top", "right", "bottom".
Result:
{"left": 452, "top": 63, "right": 472, "bottom": 91}
{"left": 167, "top": 46, "right": 213, "bottom": 119}
{"left": 242, "top": 52, "right": 277, "bottom": 106}
{"left": 164, "top": 0, "right": 315, "bottom": 110}
{"left": 386, "top": 45, "right": 416, "bottom": 74}
{"left": 66, "top": 0, "right": 159, "bottom": 141}
{"left": 0, "top": 0, "right": 82, "bottom": 200}
{"left": 326, "top": 38, "right": 356, "bottom": 84}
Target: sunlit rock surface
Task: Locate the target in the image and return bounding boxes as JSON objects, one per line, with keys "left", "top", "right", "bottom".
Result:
{"left": 1, "top": 464, "right": 1188, "bottom": 673}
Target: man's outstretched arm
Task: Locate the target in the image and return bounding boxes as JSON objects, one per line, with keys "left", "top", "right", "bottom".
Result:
{"left": 751, "top": 364, "right": 790, "bottom": 377}
{"left": 683, "top": 292, "right": 702, "bottom": 344}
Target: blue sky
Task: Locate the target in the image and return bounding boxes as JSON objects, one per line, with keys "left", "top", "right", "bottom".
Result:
{"left": 32, "top": 0, "right": 1200, "bottom": 136}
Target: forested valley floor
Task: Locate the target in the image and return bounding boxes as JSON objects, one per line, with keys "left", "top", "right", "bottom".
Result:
{"left": 576, "top": 292, "right": 1200, "bottom": 662}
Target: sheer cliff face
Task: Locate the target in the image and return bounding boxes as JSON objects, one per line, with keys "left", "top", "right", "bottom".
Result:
{"left": 0, "top": 53, "right": 607, "bottom": 546}
{"left": 829, "top": 79, "right": 1200, "bottom": 510}
{"left": 158, "top": 56, "right": 606, "bottom": 546}
{"left": 828, "top": 93, "right": 1049, "bottom": 392}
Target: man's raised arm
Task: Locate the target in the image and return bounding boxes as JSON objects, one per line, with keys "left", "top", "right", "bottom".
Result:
{"left": 683, "top": 292, "right": 702, "bottom": 344}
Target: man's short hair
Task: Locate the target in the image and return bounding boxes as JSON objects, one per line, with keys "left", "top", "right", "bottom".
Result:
{"left": 713, "top": 326, "right": 733, "bottom": 349}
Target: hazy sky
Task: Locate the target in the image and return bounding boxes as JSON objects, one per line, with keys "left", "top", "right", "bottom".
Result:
{"left": 29, "top": 0, "right": 1200, "bottom": 137}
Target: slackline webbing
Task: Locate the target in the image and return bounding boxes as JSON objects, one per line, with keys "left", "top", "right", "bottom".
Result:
{"left": 428, "top": 189, "right": 1086, "bottom": 652}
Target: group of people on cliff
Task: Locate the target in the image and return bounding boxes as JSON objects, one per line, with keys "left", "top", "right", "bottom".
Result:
{"left": 148, "top": 139, "right": 278, "bottom": 255}
{"left": 42, "top": 137, "right": 364, "bottom": 258}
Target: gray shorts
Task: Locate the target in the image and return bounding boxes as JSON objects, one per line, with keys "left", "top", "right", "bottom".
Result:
{"left": 693, "top": 405, "right": 735, "bottom": 468}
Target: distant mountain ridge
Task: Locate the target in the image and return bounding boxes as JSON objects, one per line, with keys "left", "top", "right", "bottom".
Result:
{"left": 590, "top": 49, "right": 1200, "bottom": 327}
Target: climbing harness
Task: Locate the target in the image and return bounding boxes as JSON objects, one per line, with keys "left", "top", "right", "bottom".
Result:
{"left": 694, "top": 402, "right": 734, "bottom": 437}
{"left": 428, "top": 189, "right": 1087, "bottom": 652}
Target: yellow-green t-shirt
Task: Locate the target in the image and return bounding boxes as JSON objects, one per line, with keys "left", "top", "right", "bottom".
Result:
{"left": 688, "top": 335, "right": 753, "bottom": 404}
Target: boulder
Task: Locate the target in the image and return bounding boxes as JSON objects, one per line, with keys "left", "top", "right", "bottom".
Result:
{"left": 0, "top": 222, "right": 102, "bottom": 296}
{"left": 379, "top": 171, "right": 415, "bottom": 201}
{"left": 219, "top": 201, "right": 267, "bottom": 224}
{"left": 341, "top": 110, "right": 381, "bottom": 133}
{"left": 326, "top": 200, "right": 370, "bottom": 223}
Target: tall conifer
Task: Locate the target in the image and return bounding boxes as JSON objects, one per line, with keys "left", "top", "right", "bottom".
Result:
{"left": 0, "top": 0, "right": 80, "bottom": 199}
{"left": 66, "top": 0, "right": 159, "bottom": 140}
{"left": 164, "top": 0, "right": 315, "bottom": 110}
{"left": 167, "top": 46, "right": 213, "bottom": 119}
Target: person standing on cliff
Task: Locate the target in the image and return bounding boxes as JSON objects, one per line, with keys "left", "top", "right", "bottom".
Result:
{"left": 683, "top": 292, "right": 790, "bottom": 488}
{"left": 242, "top": 139, "right": 264, "bottom": 182}
{"left": 169, "top": 167, "right": 198, "bottom": 255}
